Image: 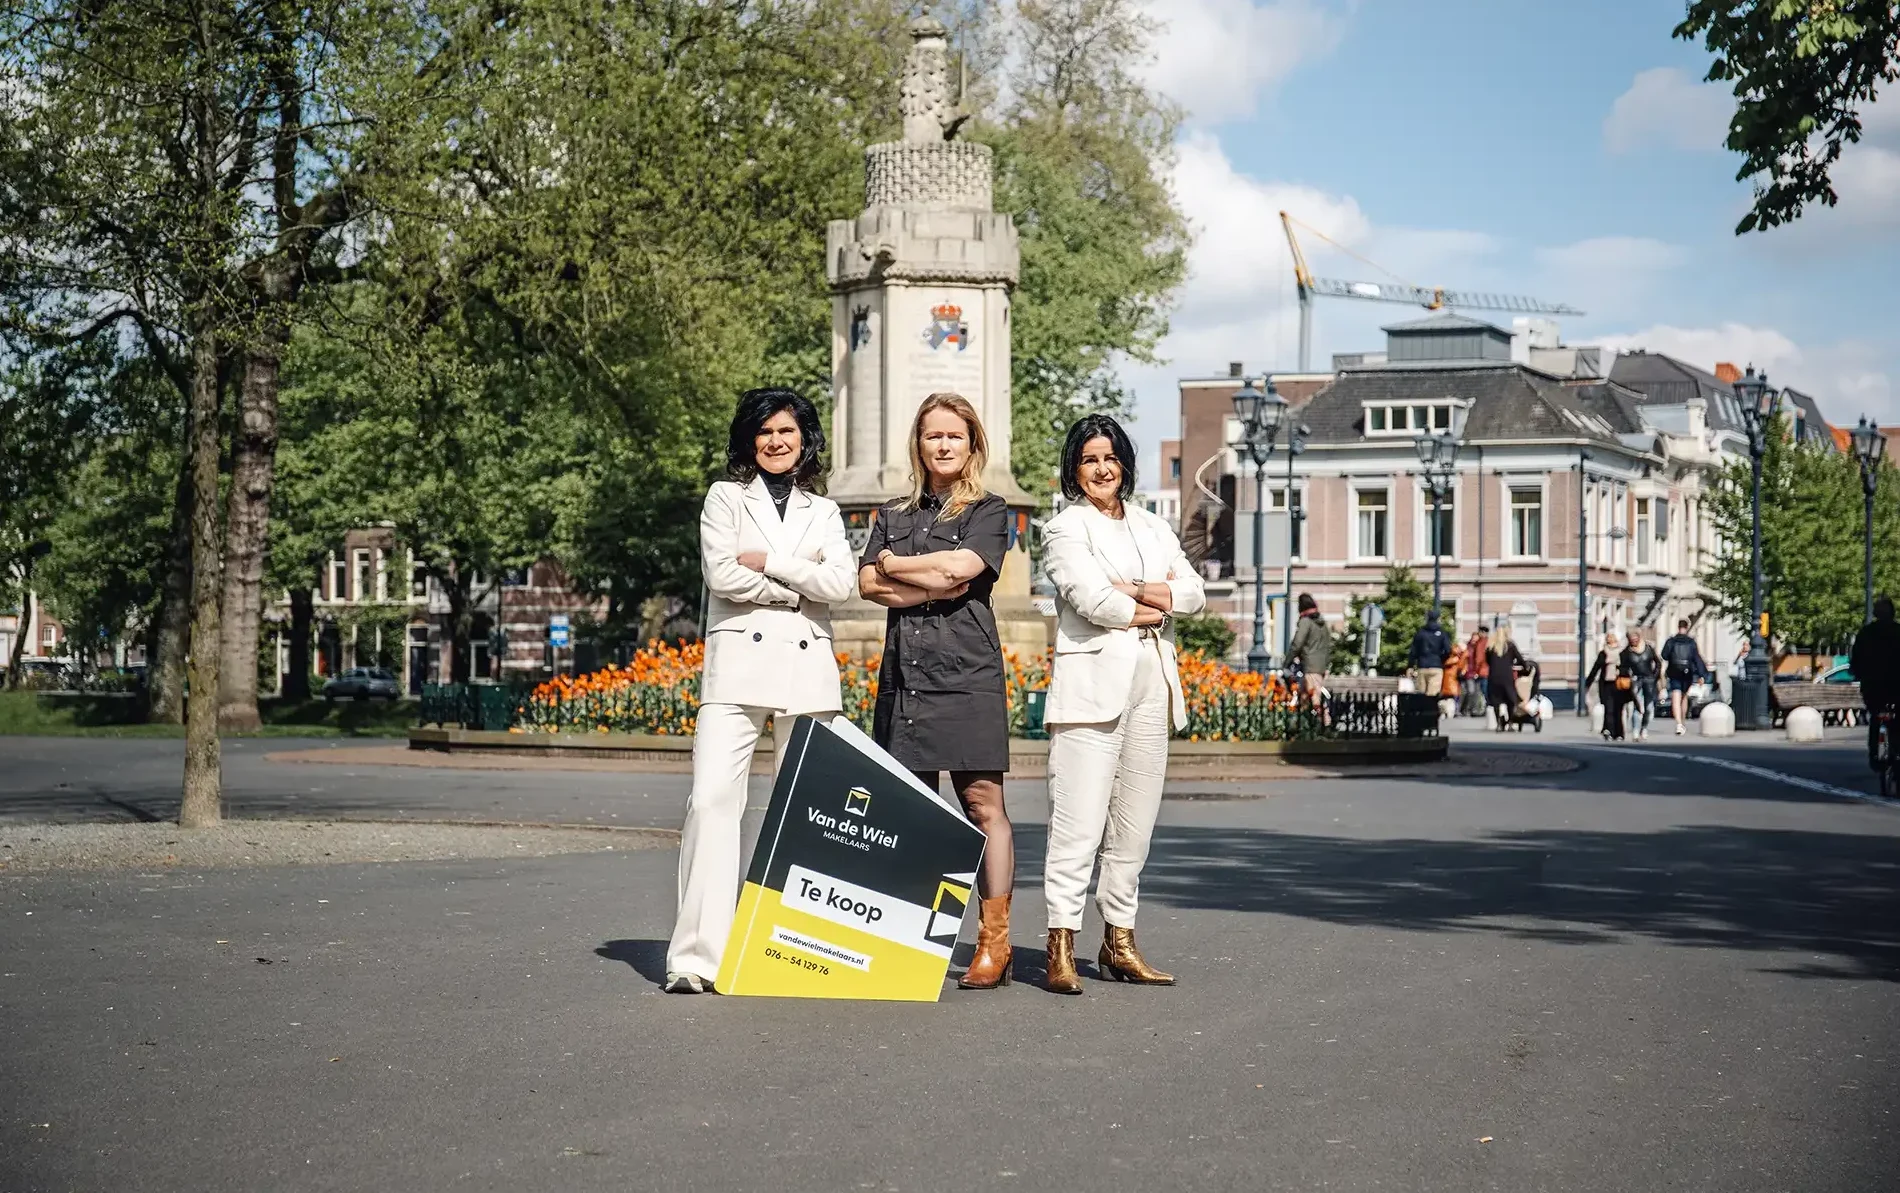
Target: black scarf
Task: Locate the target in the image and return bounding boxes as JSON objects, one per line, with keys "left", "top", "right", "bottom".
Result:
{"left": 762, "top": 471, "right": 795, "bottom": 519}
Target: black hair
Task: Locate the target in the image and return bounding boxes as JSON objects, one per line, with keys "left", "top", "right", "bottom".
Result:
{"left": 1059, "top": 413, "right": 1138, "bottom": 502}
{"left": 725, "top": 387, "right": 825, "bottom": 490}
{"left": 1298, "top": 592, "right": 1317, "bottom": 614}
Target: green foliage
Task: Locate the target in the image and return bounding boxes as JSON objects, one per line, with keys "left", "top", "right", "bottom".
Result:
{"left": 1339, "top": 566, "right": 1435, "bottom": 676}
{"left": 1677, "top": 1, "right": 1900, "bottom": 232}
{"left": 1701, "top": 434, "right": 1900, "bottom": 648}
{"left": 1174, "top": 610, "right": 1237, "bottom": 660}
{"left": 0, "top": 691, "right": 415, "bottom": 737}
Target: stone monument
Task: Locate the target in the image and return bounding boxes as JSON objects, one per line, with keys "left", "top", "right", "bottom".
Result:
{"left": 825, "top": 16, "right": 1047, "bottom": 660}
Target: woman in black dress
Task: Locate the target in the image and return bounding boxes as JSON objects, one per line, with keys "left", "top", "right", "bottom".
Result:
{"left": 858, "top": 392, "right": 1014, "bottom": 989}
{"left": 1584, "top": 630, "right": 1630, "bottom": 740}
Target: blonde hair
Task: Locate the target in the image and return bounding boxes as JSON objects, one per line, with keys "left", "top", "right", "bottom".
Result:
{"left": 902, "top": 392, "right": 989, "bottom": 520}
{"left": 1493, "top": 622, "right": 1513, "bottom": 651}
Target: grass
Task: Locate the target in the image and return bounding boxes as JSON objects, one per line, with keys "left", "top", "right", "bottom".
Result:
{"left": 0, "top": 691, "right": 419, "bottom": 738}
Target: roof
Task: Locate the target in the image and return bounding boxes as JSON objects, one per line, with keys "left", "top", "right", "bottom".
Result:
{"left": 1381, "top": 312, "right": 1508, "bottom": 334}
{"left": 1781, "top": 387, "right": 1837, "bottom": 450}
{"left": 1607, "top": 350, "right": 1746, "bottom": 433}
{"left": 1300, "top": 365, "right": 1651, "bottom": 450}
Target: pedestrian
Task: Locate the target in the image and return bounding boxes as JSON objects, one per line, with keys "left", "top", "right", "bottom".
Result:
{"left": 1625, "top": 629, "right": 1661, "bottom": 740}
{"left": 1408, "top": 609, "right": 1452, "bottom": 698}
{"left": 1660, "top": 619, "right": 1709, "bottom": 735}
{"left": 1443, "top": 637, "right": 1466, "bottom": 715}
{"left": 1463, "top": 627, "right": 1489, "bottom": 716}
{"left": 1040, "top": 414, "right": 1206, "bottom": 994}
{"left": 1486, "top": 622, "right": 1531, "bottom": 728}
{"left": 1585, "top": 631, "right": 1629, "bottom": 740}
{"left": 666, "top": 387, "right": 858, "bottom": 994}
{"left": 858, "top": 392, "right": 1016, "bottom": 989}
{"left": 1286, "top": 593, "right": 1331, "bottom": 701}
{"left": 1849, "top": 596, "right": 1900, "bottom": 772}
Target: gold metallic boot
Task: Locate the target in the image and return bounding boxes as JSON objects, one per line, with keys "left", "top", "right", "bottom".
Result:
{"left": 958, "top": 895, "right": 1013, "bottom": 989}
{"left": 1044, "top": 928, "right": 1082, "bottom": 995}
{"left": 1098, "top": 925, "right": 1176, "bottom": 985}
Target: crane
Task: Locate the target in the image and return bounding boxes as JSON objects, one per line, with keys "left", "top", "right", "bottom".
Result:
{"left": 1280, "top": 211, "right": 1584, "bottom": 372}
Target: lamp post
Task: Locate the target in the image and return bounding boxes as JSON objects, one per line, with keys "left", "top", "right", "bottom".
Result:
{"left": 1852, "top": 416, "right": 1883, "bottom": 627}
{"left": 1733, "top": 366, "right": 1782, "bottom": 730}
{"left": 1280, "top": 419, "right": 1310, "bottom": 661}
{"left": 1232, "top": 376, "right": 1287, "bottom": 673}
{"left": 1413, "top": 426, "right": 1462, "bottom": 612}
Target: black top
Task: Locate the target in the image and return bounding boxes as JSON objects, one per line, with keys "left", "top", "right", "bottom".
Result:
{"left": 1852, "top": 618, "right": 1900, "bottom": 707}
{"left": 762, "top": 471, "right": 795, "bottom": 519}
{"left": 860, "top": 491, "right": 1011, "bottom": 773}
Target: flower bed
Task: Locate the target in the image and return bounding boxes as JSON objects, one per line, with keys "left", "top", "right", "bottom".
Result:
{"left": 517, "top": 640, "right": 1320, "bottom": 741}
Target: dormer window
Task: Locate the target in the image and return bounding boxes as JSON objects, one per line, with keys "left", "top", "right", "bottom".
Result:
{"left": 1365, "top": 400, "right": 1462, "bottom": 437}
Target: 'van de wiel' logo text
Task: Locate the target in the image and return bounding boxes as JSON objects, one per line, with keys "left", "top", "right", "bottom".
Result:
{"left": 807, "top": 805, "right": 898, "bottom": 848}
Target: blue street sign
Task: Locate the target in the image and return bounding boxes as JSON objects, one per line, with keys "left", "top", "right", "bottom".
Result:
{"left": 548, "top": 614, "right": 570, "bottom": 648}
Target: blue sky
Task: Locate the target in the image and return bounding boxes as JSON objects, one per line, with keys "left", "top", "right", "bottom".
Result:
{"left": 1119, "top": 0, "right": 1899, "bottom": 461}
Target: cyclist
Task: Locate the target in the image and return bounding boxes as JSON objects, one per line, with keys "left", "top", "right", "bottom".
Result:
{"left": 1849, "top": 596, "right": 1900, "bottom": 772}
{"left": 1659, "top": 619, "right": 1709, "bottom": 736}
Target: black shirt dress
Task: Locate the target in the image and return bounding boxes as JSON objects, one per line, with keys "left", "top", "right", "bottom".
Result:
{"left": 860, "top": 491, "right": 1011, "bottom": 773}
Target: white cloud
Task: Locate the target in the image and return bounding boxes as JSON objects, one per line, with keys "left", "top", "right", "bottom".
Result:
{"left": 1141, "top": 0, "right": 1346, "bottom": 125}
{"left": 1603, "top": 66, "right": 1731, "bottom": 154}
{"left": 1597, "top": 322, "right": 1897, "bottom": 424}
{"left": 1533, "top": 235, "right": 1686, "bottom": 319}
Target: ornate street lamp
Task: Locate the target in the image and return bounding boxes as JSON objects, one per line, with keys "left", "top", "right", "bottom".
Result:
{"left": 1413, "top": 415, "right": 1464, "bottom": 613}
{"left": 1732, "top": 366, "right": 1782, "bottom": 730}
{"left": 1852, "top": 416, "right": 1884, "bottom": 626}
{"left": 1279, "top": 419, "right": 1311, "bottom": 662}
{"left": 1231, "top": 376, "right": 1287, "bottom": 673}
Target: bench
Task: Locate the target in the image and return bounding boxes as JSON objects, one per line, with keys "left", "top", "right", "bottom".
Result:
{"left": 1324, "top": 674, "right": 1403, "bottom": 695}
{"left": 1769, "top": 681, "right": 1863, "bottom": 726}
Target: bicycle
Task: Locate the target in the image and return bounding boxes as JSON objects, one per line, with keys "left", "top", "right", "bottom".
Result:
{"left": 1873, "top": 707, "right": 1898, "bottom": 801}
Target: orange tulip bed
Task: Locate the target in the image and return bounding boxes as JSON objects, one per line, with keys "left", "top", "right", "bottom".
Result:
{"left": 518, "top": 640, "right": 1321, "bottom": 741}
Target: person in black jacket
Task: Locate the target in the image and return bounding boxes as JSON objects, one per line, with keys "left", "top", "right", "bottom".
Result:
{"left": 1850, "top": 597, "right": 1900, "bottom": 770}
{"left": 1624, "top": 629, "right": 1661, "bottom": 741}
{"left": 1659, "top": 619, "right": 1709, "bottom": 735}
{"left": 1408, "top": 610, "right": 1452, "bottom": 700}
{"left": 1584, "top": 631, "right": 1630, "bottom": 740}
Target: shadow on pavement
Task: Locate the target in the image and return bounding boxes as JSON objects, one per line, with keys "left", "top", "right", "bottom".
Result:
{"left": 1116, "top": 822, "right": 1900, "bottom": 982}
{"left": 596, "top": 939, "right": 669, "bottom": 983}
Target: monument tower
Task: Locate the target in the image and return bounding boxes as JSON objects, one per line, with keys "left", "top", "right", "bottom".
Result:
{"left": 825, "top": 16, "right": 1046, "bottom": 658}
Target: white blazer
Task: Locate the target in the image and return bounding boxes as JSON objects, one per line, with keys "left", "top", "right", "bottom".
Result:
{"left": 699, "top": 477, "right": 856, "bottom": 715}
{"left": 1041, "top": 501, "right": 1207, "bottom": 731}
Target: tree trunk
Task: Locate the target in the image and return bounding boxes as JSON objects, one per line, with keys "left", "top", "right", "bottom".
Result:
{"left": 284, "top": 586, "right": 313, "bottom": 700}
{"left": 180, "top": 332, "right": 225, "bottom": 829}
{"left": 147, "top": 434, "right": 195, "bottom": 723}
{"left": 216, "top": 338, "right": 284, "bottom": 732}
{"left": 447, "top": 573, "right": 472, "bottom": 684}
{"left": 6, "top": 584, "right": 31, "bottom": 689}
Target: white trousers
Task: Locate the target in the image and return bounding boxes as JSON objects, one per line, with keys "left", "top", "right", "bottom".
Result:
{"left": 1042, "top": 641, "right": 1171, "bottom": 932}
{"left": 665, "top": 704, "right": 830, "bottom": 981}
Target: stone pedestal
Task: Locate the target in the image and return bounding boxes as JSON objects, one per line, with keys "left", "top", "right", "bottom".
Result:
{"left": 823, "top": 16, "right": 1047, "bottom": 662}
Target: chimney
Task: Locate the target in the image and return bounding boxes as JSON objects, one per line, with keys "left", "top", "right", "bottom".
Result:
{"left": 1229, "top": 361, "right": 1244, "bottom": 378}
{"left": 1714, "top": 361, "right": 1741, "bottom": 384}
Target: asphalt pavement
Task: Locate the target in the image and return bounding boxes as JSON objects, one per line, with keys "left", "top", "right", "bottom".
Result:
{"left": 2, "top": 730, "right": 1896, "bottom": 1191}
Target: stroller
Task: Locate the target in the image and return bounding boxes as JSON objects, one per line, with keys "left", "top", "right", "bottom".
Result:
{"left": 1493, "top": 659, "right": 1545, "bottom": 732}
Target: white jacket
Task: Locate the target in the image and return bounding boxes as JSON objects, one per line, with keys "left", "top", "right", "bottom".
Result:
{"left": 699, "top": 478, "right": 856, "bottom": 714}
{"left": 1041, "top": 501, "right": 1207, "bottom": 731}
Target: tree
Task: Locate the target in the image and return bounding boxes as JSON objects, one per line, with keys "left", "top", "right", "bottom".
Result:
{"left": 978, "top": 0, "right": 1188, "bottom": 496}
{"left": 1677, "top": 1, "right": 1900, "bottom": 233}
{"left": 1340, "top": 567, "right": 1435, "bottom": 676}
{"left": 1701, "top": 434, "right": 1900, "bottom": 650}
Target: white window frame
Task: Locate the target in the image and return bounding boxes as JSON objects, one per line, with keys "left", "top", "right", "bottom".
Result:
{"left": 1352, "top": 483, "right": 1391, "bottom": 562}
{"left": 1414, "top": 477, "right": 1459, "bottom": 564}
{"left": 328, "top": 554, "right": 348, "bottom": 603}
{"left": 1634, "top": 497, "right": 1652, "bottom": 569}
{"left": 353, "top": 548, "right": 372, "bottom": 605}
{"left": 1363, "top": 400, "right": 1462, "bottom": 438}
{"left": 1503, "top": 478, "right": 1547, "bottom": 561}
{"left": 374, "top": 548, "right": 389, "bottom": 602}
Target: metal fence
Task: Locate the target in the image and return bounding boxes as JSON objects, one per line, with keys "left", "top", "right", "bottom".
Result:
{"left": 419, "top": 683, "right": 529, "bottom": 732}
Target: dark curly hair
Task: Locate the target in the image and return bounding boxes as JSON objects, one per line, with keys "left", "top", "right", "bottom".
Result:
{"left": 1059, "top": 413, "right": 1138, "bottom": 502}
{"left": 725, "top": 387, "right": 826, "bottom": 490}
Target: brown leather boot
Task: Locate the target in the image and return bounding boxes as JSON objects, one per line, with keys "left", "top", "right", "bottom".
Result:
{"left": 957, "top": 895, "right": 1013, "bottom": 989}
{"left": 1044, "top": 928, "right": 1082, "bottom": 995}
{"left": 1098, "top": 925, "right": 1175, "bottom": 985}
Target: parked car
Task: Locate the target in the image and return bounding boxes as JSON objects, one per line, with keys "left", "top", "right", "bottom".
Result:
{"left": 320, "top": 667, "right": 400, "bottom": 701}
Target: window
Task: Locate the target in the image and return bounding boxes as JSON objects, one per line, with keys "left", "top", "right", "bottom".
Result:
{"left": 1355, "top": 488, "right": 1389, "bottom": 559}
{"left": 329, "top": 555, "right": 348, "bottom": 602}
{"left": 41, "top": 623, "right": 58, "bottom": 648}
{"left": 1635, "top": 498, "right": 1652, "bottom": 568}
{"left": 1269, "top": 486, "right": 1304, "bottom": 558}
{"left": 1369, "top": 407, "right": 1387, "bottom": 432}
{"left": 374, "top": 549, "right": 389, "bottom": 601}
{"left": 354, "top": 549, "right": 372, "bottom": 604}
{"left": 411, "top": 560, "right": 428, "bottom": 599}
{"left": 1424, "top": 489, "right": 1455, "bottom": 558}
{"left": 1169, "top": 457, "right": 1181, "bottom": 482}
{"left": 1510, "top": 486, "right": 1543, "bottom": 557}
{"left": 1364, "top": 401, "right": 1464, "bottom": 437}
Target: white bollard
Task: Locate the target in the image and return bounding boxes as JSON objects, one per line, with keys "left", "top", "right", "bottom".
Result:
{"left": 1700, "top": 702, "right": 1736, "bottom": 737}
{"left": 1784, "top": 705, "right": 1824, "bottom": 743}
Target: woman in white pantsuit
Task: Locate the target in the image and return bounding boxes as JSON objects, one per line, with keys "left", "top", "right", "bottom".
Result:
{"left": 664, "top": 388, "right": 856, "bottom": 993}
{"left": 1040, "top": 414, "right": 1205, "bottom": 995}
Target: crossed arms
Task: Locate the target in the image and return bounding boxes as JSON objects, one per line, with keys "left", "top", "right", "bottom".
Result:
{"left": 858, "top": 548, "right": 983, "bottom": 608}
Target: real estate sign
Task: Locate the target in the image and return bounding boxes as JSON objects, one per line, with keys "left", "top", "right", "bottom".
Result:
{"left": 716, "top": 716, "right": 985, "bottom": 1001}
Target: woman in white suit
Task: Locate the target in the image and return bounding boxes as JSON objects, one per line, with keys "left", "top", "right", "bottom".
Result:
{"left": 665, "top": 388, "right": 857, "bottom": 994}
{"left": 1040, "top": 414, "right": 1206, "bottom": 995}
